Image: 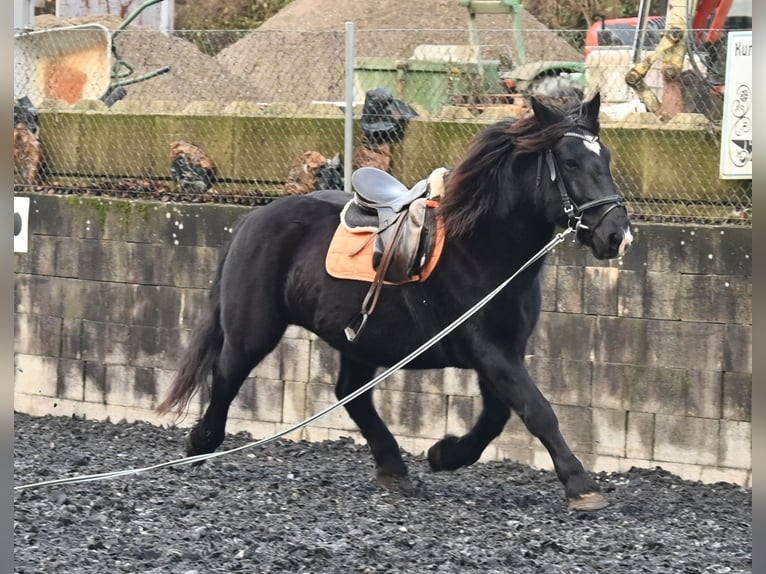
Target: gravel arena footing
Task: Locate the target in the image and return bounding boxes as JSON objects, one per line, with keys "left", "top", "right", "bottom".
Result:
{"left": 14, "top": 412, "right": 751, "bottom": 573}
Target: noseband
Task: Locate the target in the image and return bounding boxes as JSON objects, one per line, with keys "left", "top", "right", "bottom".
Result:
{"left": 536, "top": 131, "right": 625, "bottom": 232}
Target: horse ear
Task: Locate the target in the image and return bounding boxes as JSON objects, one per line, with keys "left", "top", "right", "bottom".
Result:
{"left": 530, "top": 96, "right": 565, "bottom": 128}
{"left": 583, "top": 92, "right": 601, "bottom": 119}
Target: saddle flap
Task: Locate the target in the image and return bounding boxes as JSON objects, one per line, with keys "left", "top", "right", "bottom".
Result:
{"left": 351, "top": 167, "right": 426, "bottom": 212}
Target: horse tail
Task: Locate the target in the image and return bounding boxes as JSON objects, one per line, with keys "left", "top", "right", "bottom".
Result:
{"left": 156, "top": 244, "right": 229, "bottom": 417}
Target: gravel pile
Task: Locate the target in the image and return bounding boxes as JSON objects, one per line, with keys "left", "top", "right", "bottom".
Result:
{"left": 32, "top": 0, "right": 583, "bottom": 107}
{"left": 14, "top": 412, "right": 751, "bottom": 573}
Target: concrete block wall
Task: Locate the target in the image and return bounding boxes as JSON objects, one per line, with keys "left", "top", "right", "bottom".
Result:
{"left": 14, "top": 195, "right": 752, "bottom": 487}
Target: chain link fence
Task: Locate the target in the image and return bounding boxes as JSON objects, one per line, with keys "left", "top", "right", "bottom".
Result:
{"left": 14, "top": 25, "right": 751, "bottom": 225}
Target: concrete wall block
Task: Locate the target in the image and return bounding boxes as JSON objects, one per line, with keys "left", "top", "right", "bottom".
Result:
{"left": 591, "top": 362, "right": 632, "bottom": 410}
{"left": 625, "top": 411, "right": 654, "bottom": 460}
{"left": 592, "top": 408, "right": 626, "bottom": 456}
{"left": 131, "top": 285, "right": 172, "bottom": 327}
{"left": 718, "top": 420, "right": 751, "bottom": 469}
{"left": 225, "top": 418, "right": 280, "bottom": 442}
{"left": 714, "top": 227, "right": 752, "bottom": 276}
{"left": 553, "top": 404, "right": 593, "bottom": 453}
{"left": 14, "top": 354, "right": 59, "bottom": 397}
{"left": 179, "top": 289, "right": 212, "bottom": 331}
{"left": 278, "top": 338, "right": 312, "bottom": 383}
{"left": 533, "top": 312, "right": 595, "bottom": 361}
{"left": 15, "top": 275, "right": 64, "bottom": 317}
{"left": 644, "top": 271, "right": 681, "bottom": 320}
{"left": 125, "top": 243, "right": 170, "bottom": 285}
{"left": 305, "top": 382, "right": 357, "bottom": 431}
{"left": 384, "top": 368, "right": 446, "bottom": 396}
{"left": 678, "top": 226, "right": 751, "bottom": 277}
{"left": 594, "top": 316, "right": 648, "bottom": 365}
{"left": 82, "top": 320, "right": 131, "bottom": 365}
{"left": 639, "top": 225, "right": 683, "bottom": 273}
{"left": 32, "top": 236, "right": 81, "bottom": 278}
{"left": 445, "top": 394, "right": 475, "bottom": 436}
{"left": 228, "top": 377, "right": 257, "bottom": 421}
{"left": 283, "top": 381, "right": 308, "bottom": 425}
{"left": 253, "top": 378, "right": 286, "bottom": 424}
{"left": 653, "top": 414, "right": 719, "bottom": 466}
{"left": 56, "top": 358, "right": 84, "bottom": 401}
{"left": 589, "top": 455, "right": 621, "bottom": 474}
{"left": 699, "top": 466, "right": 750, "bottom": 487}
{"left": 555, "top": 265, "right": 583, "bottom": 314}
{"left": 723, "top": 324, "right": 752, "bottom": 373}
{"left": 493, "top": 444, "right": 535, "bottom": 467}
{"left": 375, "top": 389, "right": 446, "bottom": 439}
{"left": 83, "top": 361, "right": 107, "bottom": 404}
{"left": 646, "top": 320, "right": 724, "bottom": 372}
{"left": 161, "top": 245, "right": 222, "bottom": 289}
{"left": 553, "top": 241, "right": 586, "bottom": 267}
{"left": 649, "top": 461, "right": 702, "bottom": 483}
{"left": 616, "top": 269, "right": 644, "bottom": 318}
{"left": 583, "top": 266, "right": 619, "bottom": 316}
{"left": 284, "top": 325, "right": 313, "bottom": 340}
{"left": 104, "top": 364, "right": 153, "bottom": 410}
{"left": 679, "top": 274, "right": 752, "bottom": 325}
{"left": 441, "top": 368, "right": 477, "bottom": 397}
{"left": 722, "top": 372, "right": 751, "bottom": 422}
{"left": 250, "top": 347, "right": 281, "bottom": 381}
{"left": 308, "top": 340, "right": 341, "bottom": 386}
{"left": 76, "top": 239, "right": 128, "bottom": 283}
{"left": 625, "top": 366, "right": 721, "bottom": 419}
{"left": 14, "top": 313, "right": 62, "bottom": 357}
{"left": 539, "top": 264, "right": 557, "bottom": 312}
{"left": 497, "top": 417, "right": 535, "bottom": 449}
{"left": 60, "top": 318, "right": 83, "bottom": 359}
{"left": 528, "top": 356, "right": 592, "bottom": 407}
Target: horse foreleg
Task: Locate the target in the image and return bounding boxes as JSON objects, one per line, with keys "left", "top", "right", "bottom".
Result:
{"left": 335, "top": 355, "right": 427, "bottom": 497}
{"left": 427, "top": 378, "right": 510, "bottom": 471}
{"left": 185, "top": 340, "right": 256, "bottom": 458}
{"left": 488, "top": 362, "right": 607, "bottom": 511}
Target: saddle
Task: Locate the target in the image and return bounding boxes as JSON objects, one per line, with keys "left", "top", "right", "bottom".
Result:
{"left": 328, "top": 167, "right": 448, "bottom": 341}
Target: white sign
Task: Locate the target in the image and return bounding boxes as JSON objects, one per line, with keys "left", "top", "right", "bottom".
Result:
{"left": 719, "top": 30, "right": 752, "bottom": 179}
{"left": 14, "top": 196, "right": 30, "bottom": 253}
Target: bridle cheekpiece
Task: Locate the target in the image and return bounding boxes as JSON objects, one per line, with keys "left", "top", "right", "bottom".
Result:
{"left": 536, "top": 129, "right": 625, "bottom": 233}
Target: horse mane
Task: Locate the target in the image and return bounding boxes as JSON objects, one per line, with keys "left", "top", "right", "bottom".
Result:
{"left": 438, "top": 99, "right": 599, "bottom": 237}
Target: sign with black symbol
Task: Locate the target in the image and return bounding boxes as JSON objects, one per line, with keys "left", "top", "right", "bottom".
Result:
{"left": 14, "top": 196, "right": 30, "bottom": 253}
{"left": 720, "top": 30, "right": 752, "bottom": 179}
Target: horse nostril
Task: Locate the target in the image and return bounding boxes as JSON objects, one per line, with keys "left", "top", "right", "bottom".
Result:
{"left": 609, "top": 232, "right": 621, "bottom": 248}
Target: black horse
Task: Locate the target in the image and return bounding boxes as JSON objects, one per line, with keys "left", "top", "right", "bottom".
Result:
{"left": 157, "top": 93, "right": 633, "bottom": 511}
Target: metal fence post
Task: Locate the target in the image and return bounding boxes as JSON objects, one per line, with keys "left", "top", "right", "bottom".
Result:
{"left": 344, "top": 20, "right": 355, "bottom": 193}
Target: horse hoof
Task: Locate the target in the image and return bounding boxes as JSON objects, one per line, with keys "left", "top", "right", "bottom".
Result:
{"left": 376, "top": 471, "right": 431, "bottom": 499}
{"left": 567, "top": 491, "right": 608, "bottom": 511}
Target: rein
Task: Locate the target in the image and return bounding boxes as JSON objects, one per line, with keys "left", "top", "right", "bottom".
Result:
{"left": 536, "top": 131, "right": 625, "bottom": 233}
{"left": 14, "top": 226, "right": 574, "bottom": 492}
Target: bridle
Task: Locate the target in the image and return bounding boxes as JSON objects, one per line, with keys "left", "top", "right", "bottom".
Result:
{"left": 536, "top": 130, "right": 625, "bottom": 233}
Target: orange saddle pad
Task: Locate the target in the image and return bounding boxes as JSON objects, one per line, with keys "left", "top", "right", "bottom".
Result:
{"left": 325, "top": 208, "right": 445, "bottom": 285}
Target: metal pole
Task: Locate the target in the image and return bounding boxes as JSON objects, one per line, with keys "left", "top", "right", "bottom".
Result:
{"left": 632, "top": 0, "right": 651, "bottom": 64}
{"left": 344, "top": 21, "right": 355, "bottom": 194}
{"left": 14, "top": 0, "right": 34, "bottom": 31}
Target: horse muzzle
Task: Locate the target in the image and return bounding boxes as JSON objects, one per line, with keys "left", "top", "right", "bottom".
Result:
{"left": 578, "top": 203, "right": 633, "bottom": 260}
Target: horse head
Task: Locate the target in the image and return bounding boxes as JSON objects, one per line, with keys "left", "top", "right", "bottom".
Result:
{"left": 531, "top": 93, "right": 633, "bottom": 260}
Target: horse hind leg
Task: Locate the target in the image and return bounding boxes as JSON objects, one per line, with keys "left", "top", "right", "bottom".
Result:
{"left": 335, "top": 354, "right": 428, "bottom": 497}
{"left": 185, "top": 327, "right": 283, "bottom": 458}
{"left": 427, "top": 378, "right": 510, "bottom": 471}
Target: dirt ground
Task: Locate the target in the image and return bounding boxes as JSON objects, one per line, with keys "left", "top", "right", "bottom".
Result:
{"left": 14, "top": 412, "right": 752, "bottom": 573}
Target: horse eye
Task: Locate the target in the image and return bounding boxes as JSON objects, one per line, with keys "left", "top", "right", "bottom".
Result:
{"left": 563, "top": 159, "right": 578, "bottom": 170}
